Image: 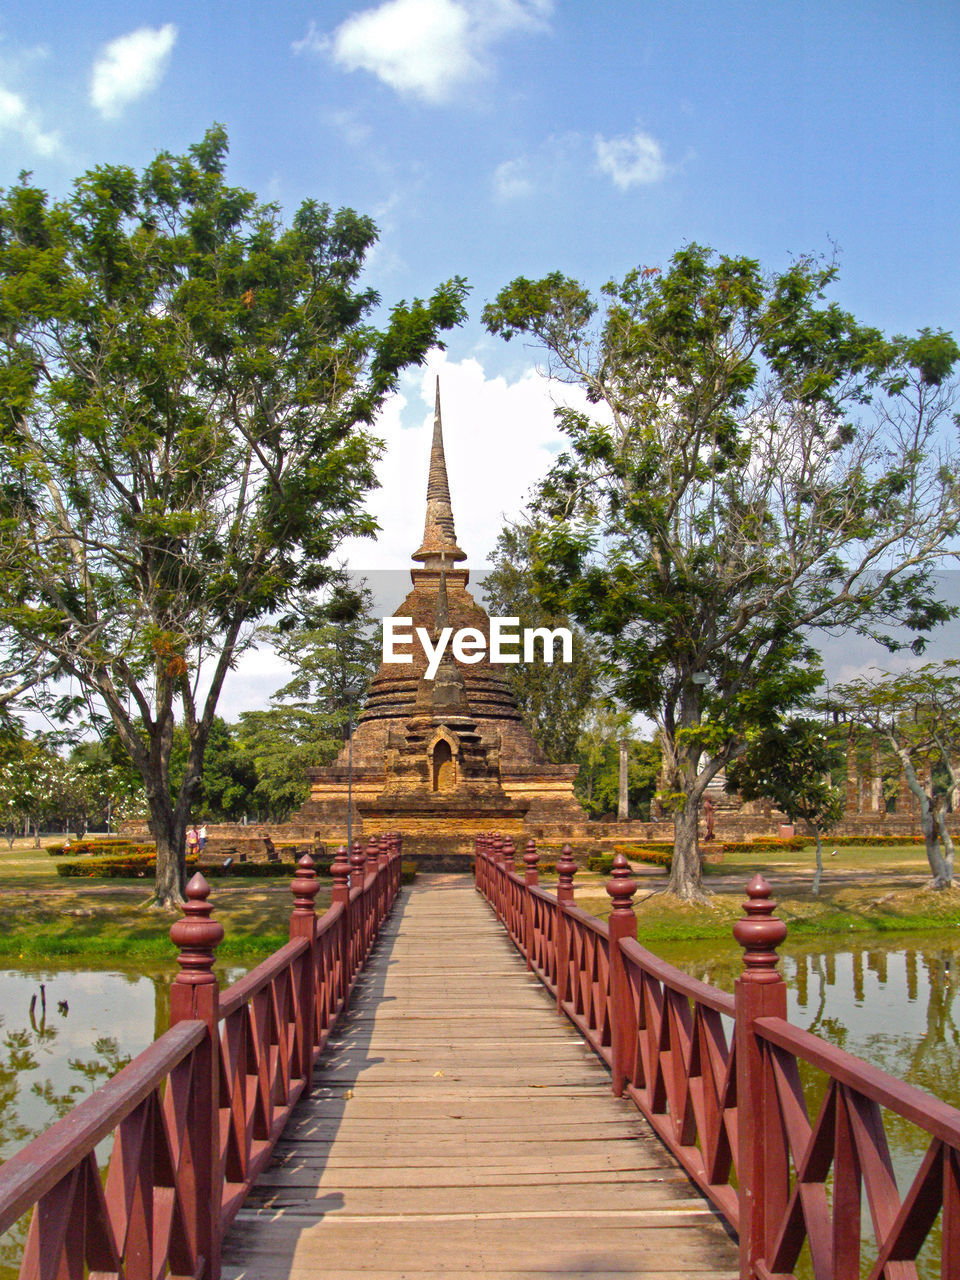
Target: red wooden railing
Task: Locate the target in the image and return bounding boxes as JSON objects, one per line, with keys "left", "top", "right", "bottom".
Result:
{"left": 476, "top": 833, "right": 960, "bottom": 1280}
{"left": 0, "top": 835, "right": 402, "bottom": 1280}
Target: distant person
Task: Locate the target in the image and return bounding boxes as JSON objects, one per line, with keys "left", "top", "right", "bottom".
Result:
{"left": 187, "top": 826, "right": 200, "bottom": 858}
{"left": 702, "top": 796, "right": 715, "bottom": 842}
{"left": 198, "top": 824, "right": 207, "bottom": 853}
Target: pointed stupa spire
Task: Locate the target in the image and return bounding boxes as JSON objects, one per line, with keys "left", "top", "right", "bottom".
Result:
{"left": 412, "top": 379, "right": 467, "bottom": 568}
{"left": 434, "top": 564, "right": 450, "bottom": 631}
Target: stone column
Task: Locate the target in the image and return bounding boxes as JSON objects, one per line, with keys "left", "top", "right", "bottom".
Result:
{"left": 617, "top": 738, "right": 629, "bottom": 821}
{"left": 844, "top": 732, "right": 860, "bottom": 816}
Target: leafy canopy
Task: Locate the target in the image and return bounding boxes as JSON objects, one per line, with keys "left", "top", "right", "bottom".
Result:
{"left": 0, "top": 127, "right": 468, "bottom": 900}
{"left": 484, "top": 244, "right": 959, "bottom": 897}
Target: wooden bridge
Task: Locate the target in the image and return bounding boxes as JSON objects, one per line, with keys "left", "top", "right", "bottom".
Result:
{"left": 1, "top": 836, "right": 959, "bottom": 1279}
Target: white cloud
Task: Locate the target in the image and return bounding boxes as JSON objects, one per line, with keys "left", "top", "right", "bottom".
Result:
{"left": 490, "top": 132, "right": 585, "bottom": 202}
{"left": 493, "top": 157, "right": 534, "bottom": 201}
{"left": 325, "top": 108, "right": 373, "bottom": 147}
{"left": 298, "top": 0, "right": 552, "bottom": 103}
{"left": 0, "top": 83, "right": 60, "bottom": 156}
{"left": 90, "top": 24, "right": 177, "bottom": 120}
{"left": 336, "top": 350, "right": 594, "bottom": 573}
{"left": 594, "top": 128, "right": 667, "bottom": 189}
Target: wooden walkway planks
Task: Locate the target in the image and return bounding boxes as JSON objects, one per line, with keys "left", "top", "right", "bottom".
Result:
{"left": 222, "top": 874, "right": 739, "bottom": 1279}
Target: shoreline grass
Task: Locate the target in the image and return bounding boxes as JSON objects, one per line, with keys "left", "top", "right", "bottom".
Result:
{"left": 1, "top": 837, "right": 955, "bottom": 964}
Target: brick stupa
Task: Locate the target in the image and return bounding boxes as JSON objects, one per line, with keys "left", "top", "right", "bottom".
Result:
{"left": 295, "top": 381, "right": 585, "bottom": 864}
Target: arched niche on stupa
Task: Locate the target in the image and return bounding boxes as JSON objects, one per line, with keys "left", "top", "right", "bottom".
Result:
{"left": 429, "top": 728, "right": 458, "bottom": 792}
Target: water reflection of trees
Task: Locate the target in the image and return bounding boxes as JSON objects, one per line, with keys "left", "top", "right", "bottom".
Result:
{"left": 668, "top": 938, "right": 960, "bottom": 1173}
{"left": 0, "top": 978, "right": 150, "bottom": 1280}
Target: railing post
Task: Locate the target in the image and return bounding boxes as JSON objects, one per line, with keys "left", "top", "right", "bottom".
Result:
{"left": 377, "top": 836, "right": 390, "bottom": 923}
{"left": 734, "top": 875, "right": 788, "bottom": 1280}
{"left": 351, "top": 842, "right": 369, "bottom": 958}
{"left": 504, "top": 836, "right": 517, "bottom": 939}
{"left": 555, "top": 844, "right": 577, "bottom": 1012}
{"left": 169, "top": 873, "right": 223, "bottom": 1280}
{"left": 331, "top": 846, "right": 351, "bottom": 1002}
{"left": 367, "top": 835, "right": 381, "bottom": 928}
{"left": 289, "top": 854, "right": 320, "bottom": 1088}
{"left": 523, "top": 839, "right": 539, "bottom": 970}
{"left": 605, "top": 853, "right": 638, "bottom": 1097}
{"left": 492, "top": 833, "right": 504, "bottom": 917}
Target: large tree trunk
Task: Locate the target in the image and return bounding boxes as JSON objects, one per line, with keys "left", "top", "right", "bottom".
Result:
{"left": 668, "top": 799, "right": 707, "bottom": 901}
{"left": 935, "top": 809, "right": 955, "bottom": 888}
{"left": 898, "top": 757, "right": 951, "bottom": 887}
{"left": 147, "top": 788, "right": 187, "bottom": 910}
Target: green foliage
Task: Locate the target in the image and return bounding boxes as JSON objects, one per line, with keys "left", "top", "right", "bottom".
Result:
{"left": 57, "top": 853, "right": 199, "bottom": 878}
{"left": 719, "top": 836, "right": 809, "bottom": 853}
{"left": 831, "top": 662, "right": 960, "bottom": 885}
{"left": 483, "top": 245, "right": 960, "bottom": 897}
{"left": 612, "top": 845, "right": 673, "bottom": 867}
{"left": 726, "top": 718, "right": 845, "bottom": 834}
{"left": 48, "top": 839, "right": 153, "bottom": 857}
{"left": 0, "top": 128, "right": 467, "bottom": 903}
{"left": 585, "top": 852, "right": 616, "bottom": 873}
{"left": 236, "top": 579, "right": 381, "bottom": 820}
{"left": 483, "top": 525, "right": 603, "bottom": 763}
{"left": 206, "top": 860, "right": 300, "bottom": 878}
{"left": 573, "top": 708, "right": 660, "bottom": 817}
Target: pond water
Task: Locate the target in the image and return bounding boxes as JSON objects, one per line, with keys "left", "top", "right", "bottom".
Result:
{"left": 0, "top": 963, "right": 244, "bottom": 1278}
{"left": 654, "top": 929, "right": 960, "bottom": 1109}
{"left": 655, "top": 929, "right": 960, "bottom": 1276}
{"left": 0, "top": 935, "right": 957, "bottom": 1275}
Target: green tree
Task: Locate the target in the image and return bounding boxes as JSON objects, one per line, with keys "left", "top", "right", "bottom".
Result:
{"left": 483, "top": 245, "right": 960, "bottom": 900}
{"left": 831, "top": 663, "right": 960, "bottom": 888}
{"left": 0, "top": 733, "right": 62, "bottom": 845}
{"left": 483, "top": 524, "right": 603, "bottom": 763}
{"left": 726, "top": 717, "right": 844, "bottom": 894}
{"left": 236, "top": 579, "right": 380, "bottom": 821}
{"left": 573, "top": 711, "right": 660, "bottom": 819}
{"left": 69, "top": 733, "right": 147, "bottom": 831}
{"left": 167, "top": 716, "right": 256, "bottom": 822}
{"left": 0, "top": 128, "right": 467, "bottom": 906}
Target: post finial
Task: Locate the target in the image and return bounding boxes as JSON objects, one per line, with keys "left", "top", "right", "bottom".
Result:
{"left": 170, "top": 873, "right": 223, "bottom": 986}
{"left": 557, "top": 844, "right": 578, "bottom": 901}
{"left": 331, "top": 846, "right": 350, "bottom": 892}
{"left": 291, "top": 853, "right": 320, "bottom": 918}
{"left": 605, "top": 852, "right": 637, "bottom": 916}
{"left": 733, "top": 874, "right": 787, "bottom": 983}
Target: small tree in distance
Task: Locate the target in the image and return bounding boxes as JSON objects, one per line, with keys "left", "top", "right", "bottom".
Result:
{"left": 832, "top": 663, "right": 960, "bottom": 888}
{"left": 726, "top": 718, "right": 844, "bottom": 894}
{"left": 0, "top": 127, "right": 468, "bottom": 906}
{"left": 483, "top": 244, "right": 960, "bottom": 901}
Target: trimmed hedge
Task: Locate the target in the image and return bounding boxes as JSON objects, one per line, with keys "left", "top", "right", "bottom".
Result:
{"left": 58, "top": 853, "right": 198, "bottom": 878}
{"left": 400, "top": 860, "right": 418, "bottom": 884}
{"left": 719, "top": 836, "right": 807, "bottom": 853}
{"left": 827, "top": 833, "right": 925, "bottom": 847}
{"left": 586, "top": 853, "right": 616, "bottom": 874}
{"left": 205, "top": 860, "right": 300, "bottom": 878}
{"left": 48, "top": 839, "right": 155, "bottom": 858}
{"left": 612, "top": 842, "right": 673, "bottom": 868}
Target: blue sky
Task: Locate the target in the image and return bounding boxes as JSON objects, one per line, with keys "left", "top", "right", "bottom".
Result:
{"left": 1, "top": 1, "right": 958, "bottom": 711}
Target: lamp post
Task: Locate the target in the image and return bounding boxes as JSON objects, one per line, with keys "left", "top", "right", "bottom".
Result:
{"left": 346, "top": 709, "right": 353, "bottom": 854}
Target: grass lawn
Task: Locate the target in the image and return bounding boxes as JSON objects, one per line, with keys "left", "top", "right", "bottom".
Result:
{"left": 1, "top": 835, "right": 956, "bottom": 961}
{"left": 566, "top": 841, "right": 960, "bottom": 940}
{"left": 0, "top": 839, "right": 328, "bottom": 966}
